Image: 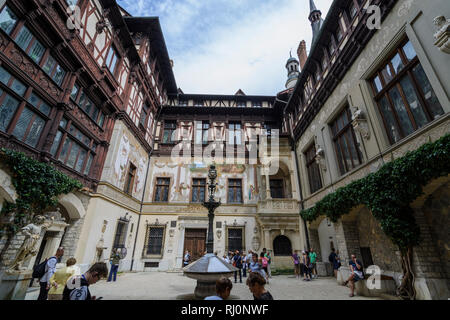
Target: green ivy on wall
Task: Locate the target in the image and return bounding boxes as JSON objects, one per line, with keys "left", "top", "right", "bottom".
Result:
{"left": 0, "top": 148, "right": 83, "bottom": 235}
{"left": 300, "top": 134, "right": 450, "bottom": 250}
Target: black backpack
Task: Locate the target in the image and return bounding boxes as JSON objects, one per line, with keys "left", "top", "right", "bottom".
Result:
{"left": 32, "top": 257, "right": 56, "bottom": 279}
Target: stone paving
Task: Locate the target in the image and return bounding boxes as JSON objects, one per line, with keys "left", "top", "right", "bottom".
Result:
{"left": 25, "top": 272, "right": 382, "bottom": 300}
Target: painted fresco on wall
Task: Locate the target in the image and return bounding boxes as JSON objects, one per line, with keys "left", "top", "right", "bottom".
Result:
{"left": 114, "top": 134, "right": 130, "bottom": 184}
{"left": 218, "top": 164, "right": 245, "bottom": 175}
{"left": 112, "top": 129, "right": 148, "bottom": 198}
{"left": 135, "top": 157, "right": 147, "bottom": 195}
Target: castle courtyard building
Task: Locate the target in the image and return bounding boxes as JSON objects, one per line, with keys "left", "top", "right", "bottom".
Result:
{"left": 0, "top": 0, "right": 449, "bottom": 300}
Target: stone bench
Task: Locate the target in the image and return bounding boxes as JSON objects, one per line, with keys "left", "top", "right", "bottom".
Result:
{"left": 337, "top": 266, "right": 397, "bottom": 297}
{"left": 355, "top": 274, "right": 397, "bottom": 297}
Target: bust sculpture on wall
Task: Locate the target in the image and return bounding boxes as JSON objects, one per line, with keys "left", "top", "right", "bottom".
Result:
{"left": 434, "top": 16, "right": 450, "bottom": 54}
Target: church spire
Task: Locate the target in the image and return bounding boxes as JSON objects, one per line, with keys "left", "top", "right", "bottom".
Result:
{"left": 309, "top": 0, "right": 318, "bottom": 12}
{"left": 308, "top": 0, "right": 323, "bottom": 44}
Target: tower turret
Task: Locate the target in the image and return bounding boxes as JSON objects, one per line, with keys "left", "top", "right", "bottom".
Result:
{"left": 309, "top": 0, "right": 324, "bottom": 44}
{"left": 285, "top": 51, "right": 300, "bottom": 89}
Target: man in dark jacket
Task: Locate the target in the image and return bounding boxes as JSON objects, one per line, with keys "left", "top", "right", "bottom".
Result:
{"left": 232, "top": 250, "right": 243, "bottom": 283}
{"left": 63, "top": 262, "right": 108, "bottom": 300}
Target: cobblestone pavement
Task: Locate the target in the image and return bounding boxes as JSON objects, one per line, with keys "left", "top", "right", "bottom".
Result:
{"left": 25, "top": 272, "right": 382, "bottom": 300}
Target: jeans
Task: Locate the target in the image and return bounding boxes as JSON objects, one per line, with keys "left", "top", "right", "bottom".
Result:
{"left": 234, "top": 268, "right": 242, "bottom": 283}
{"left": 37, "top": 281, "right": 49, "bottom": 300}
{"left": 242, "top": 266, "right": 247, "bottom": 277}
{"left": 108, "top": 264, "right": 119, "bottom": 282}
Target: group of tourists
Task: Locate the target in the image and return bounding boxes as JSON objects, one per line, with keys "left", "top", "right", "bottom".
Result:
{"left": 221, "top": 248, "right": 272, "bottom": 284}
{"left": 34, "top": 246, "right": 121, "bottom": 300}
{"left": 291, "top": 248, "right": 318, "bottom": 281}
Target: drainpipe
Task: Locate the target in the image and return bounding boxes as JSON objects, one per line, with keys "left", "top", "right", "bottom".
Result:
{"left": 130, "top": 105, "right": 163, "bottom": 271}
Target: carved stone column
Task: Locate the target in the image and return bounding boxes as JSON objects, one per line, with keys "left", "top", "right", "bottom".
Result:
{"left": 263, "top": 228, "right": 271, "bottom": 251}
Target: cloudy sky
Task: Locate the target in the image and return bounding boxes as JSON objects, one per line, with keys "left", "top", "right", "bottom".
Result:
{"left": 119, "top": 0, "right": 332, "bottom": 96}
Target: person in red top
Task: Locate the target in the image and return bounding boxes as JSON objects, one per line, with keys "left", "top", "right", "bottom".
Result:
{"left": 259, "top": 252, "right": 269, "bottom": 284}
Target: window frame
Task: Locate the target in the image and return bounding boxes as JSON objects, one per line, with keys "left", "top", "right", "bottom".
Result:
{"left": 50, "top": 118, "right": 97, "bottom": 176}
{"left": 70, "top": 84, "right": 106, "bottom": 128}
{"left": 14, "top": 25, "right": 46, "bottom": 65}
{"left": 161, "top": 120, "right": 177, "bottom": 144}
{"left": 139, "top": 103, "right": 150, "bottom": 130}
{"left": 143, "top": 225, "right": 166, "bottom": 258}
{"left": 124, "top": 162, "right": 137, "bottom": 195}
{"left": 370, "top": 38, "right": 444, "bottom": 145}
{"left": 191, "top": 178, "right": 206, "bottom": 203}
{"left": 269, "top": 179, "right": 285, "bottom": 199}
{"left": 228, "top": 121, "right": 242, "bottom": 146}
{"left": 227, "top": 178, "right": 243, "bottom": 204}
{"left": 330, "top": 107, "right": 362, "bottom": 175}
{"left": 304, "top": 143, "right": 323, "bottom": 194}
{"left": 0, "top": 67, "right": 52, "bottom": 148}
{"left": 226, "top": 226, "right": 245, "bottom": 253}
{"left": 0, "top": 4, "right": 18, "bottom": 36}
{"left": 105, "top": 45, "right": 119, "bottom": 76}
{"left": 153, "top": 177, "right": 170, "bottom": 202}
{"left": 112, "top": 219, "right": 129, "bottom": 250}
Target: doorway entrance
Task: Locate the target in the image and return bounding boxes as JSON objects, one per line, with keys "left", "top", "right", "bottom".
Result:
{"left": 183, "top": 229, "right": 206, "bottom": 266}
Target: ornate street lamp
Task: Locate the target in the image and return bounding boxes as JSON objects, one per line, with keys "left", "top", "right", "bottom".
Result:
{"left": 204, "top": 165, "right": 221, "bottom": 253}
{"left": 182, "top": 165, "right": 237, "bottom": 299}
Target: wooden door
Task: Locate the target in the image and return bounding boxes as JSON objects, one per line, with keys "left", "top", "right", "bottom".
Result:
{"left": 183, "top": 229, "right": 206, "bottom": 264}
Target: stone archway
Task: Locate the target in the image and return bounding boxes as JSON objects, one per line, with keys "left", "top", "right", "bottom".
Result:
{"left": 273, "top": 235, "right": 292, "bottom": 256}
{"left": 57, "top": 193, "right": 86, "bottom": 263}
{"left": 58, "top": 193, "right": 86, "bottom": 220}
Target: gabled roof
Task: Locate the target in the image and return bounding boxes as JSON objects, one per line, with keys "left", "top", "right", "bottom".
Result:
{"left": 235, "top": 89, "right": 246, "bottom": 96}
{"left": 123, "top": 17, "right": 178, "bottom": 94}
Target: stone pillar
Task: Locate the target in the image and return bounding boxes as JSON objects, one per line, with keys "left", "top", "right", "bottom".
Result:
{"left": 176, "top": 225, "right": 186, "bottom": 270}
{"left": 263, "top": 229, "right": 271, "bottom": 251}
{"left": 289, "top": 169, "right": 298, "bottom": 199}
{"left": 334, "top": 220, "right": 362, "bottom": 284}
{"left": 334, "top": 220, "right": 362, "bottom": 265}
{"left": 265, "top": 174, "right": 271, "bottom": 199}
{"left": 309, "top": 229, "right": 322, "bottom": 261}
{"left": 411, "top": 209, "right": 449, "bottom": 300}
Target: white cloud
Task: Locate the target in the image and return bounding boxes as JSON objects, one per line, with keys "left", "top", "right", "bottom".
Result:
{"left": 121, "top": 0, "right": 332, "bottom": 95}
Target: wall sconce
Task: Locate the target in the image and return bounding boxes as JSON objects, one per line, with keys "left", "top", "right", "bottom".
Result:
{"left": 119, "top": 212, "right": 132, "bottom": 223}
{"left": 433, "top": 16, "right": 450, "bottom": 54}
{"left": 351, "top": 107, "right": 370, "bottom": 139}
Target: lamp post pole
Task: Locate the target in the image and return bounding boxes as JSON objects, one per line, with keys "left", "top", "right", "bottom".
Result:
{"left": 203, "top": 165, "right": 221, "bottom": 254}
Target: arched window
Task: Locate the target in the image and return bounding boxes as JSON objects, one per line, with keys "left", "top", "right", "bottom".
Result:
{"left": 273, "top": 235, "right": 292, "bottom": 256}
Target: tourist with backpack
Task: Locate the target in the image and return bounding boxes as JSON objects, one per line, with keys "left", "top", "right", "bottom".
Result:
{"left": 232, "top": 250, "right": 243, "bottom": 283}
{"left": 302, "top": 250, "right": 312, "bottom": 281}
{"left": 35, "top": 247, "right": 64, "bottom": 300}
{"left": 328, "top": 248, "right": 341, "bottom": 278}
{"left": 108, "top": 248, "right": 121, "bottom": 282}
{"left": 63, "top": 262, "right": 108, "bottom": 300}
